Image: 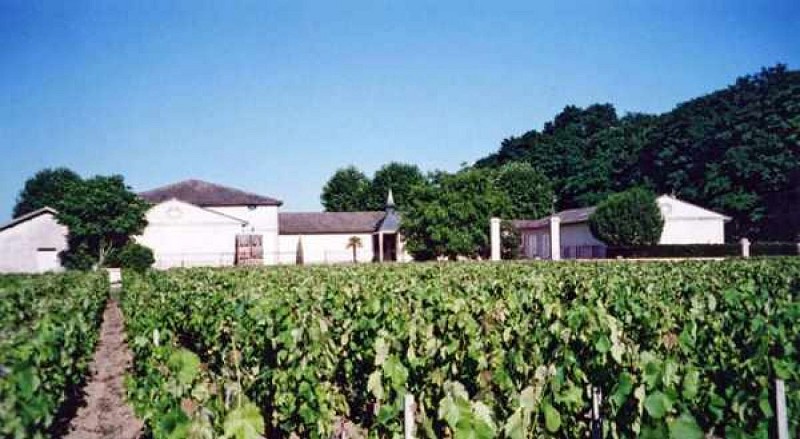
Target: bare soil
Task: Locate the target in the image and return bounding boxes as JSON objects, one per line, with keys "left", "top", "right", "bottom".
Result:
{"left": 63, "top": 299, "right": 143, "bottom": 439}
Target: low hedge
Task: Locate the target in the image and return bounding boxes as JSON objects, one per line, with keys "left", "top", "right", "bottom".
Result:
{"left": 608, "top": 242, "right": 799, "bottom": 258}
{"left": 752, "top": 242, "right": 800, "bottom": 256}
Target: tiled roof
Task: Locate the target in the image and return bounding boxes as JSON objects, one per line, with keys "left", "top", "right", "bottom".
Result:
{"left": 139, "top": 179, "right": 282, "bottom": 207}
{"left": 279, "top": 212, "right": 386, "bottom": 234}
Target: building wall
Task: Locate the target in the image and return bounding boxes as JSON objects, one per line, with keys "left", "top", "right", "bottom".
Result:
{"left": 278, "top": 233, "right": 376, "bottom": 264}
{"left": 660, "top": 218, "right": 725, "bottom": 244}
{"left": 136, "top": 200, "right": 249, "bottom": 269}
{"left": 561, "top": 223, "right": 605, "bottom": 248}
{"left": 209, "top": 205, "right": 280, "bottom": 264}
{"left": 520, "top": 229, "right": 551, "bottom": 259}
{"left": 0, "top": 213, "right": 68, "bottom": 273}
{"left": 657, "top": 196, "right": 726, "bottom": 244}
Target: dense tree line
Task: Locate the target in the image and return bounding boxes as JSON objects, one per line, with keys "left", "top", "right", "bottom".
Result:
{"left": 476, "top": 64, "right": 800, "bottom": 240}
{"left": 323, "top": 64, "right": 799, "bottom": 257}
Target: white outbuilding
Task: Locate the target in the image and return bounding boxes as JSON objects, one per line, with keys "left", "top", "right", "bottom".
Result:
{"left": 514, "top": 195, "right": 731, "bottom": 259}
{"left": 0, "top": 207, "right": 68, "bottom": 273}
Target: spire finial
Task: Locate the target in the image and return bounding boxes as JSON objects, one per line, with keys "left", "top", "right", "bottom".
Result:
{"left": 386, "top": 189, "right": 395, "bottom": 209}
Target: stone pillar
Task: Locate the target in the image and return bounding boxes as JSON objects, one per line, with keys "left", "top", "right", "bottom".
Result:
{"left": 550, "top": 216, "right": 561, "bottom": 260}
{"left": 490, "top": 217, "right": 501, "bottom": 261}
{"left": 378, "top": 232, "right": 384, "bottom": 262}
{"left": 740, "top": 237, "right": 750, "bottom": 258}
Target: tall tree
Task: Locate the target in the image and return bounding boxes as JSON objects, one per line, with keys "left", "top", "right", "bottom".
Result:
{"left": 494, "top": 162, "right": 554, "bottom": 219}
{"left": 57, "top": 175, "right": 150, "bottom": 270}
{"left": 13, "top": 167, "right": 82, "bottom": 217}
{"left": 367, "top": 162, "right": 427, "bottom": 210}
{"left": 321, "top": 166, "right": 371, "bottom": 212}
{"left": 401, "top": 169, "right": 512, "bottom": 260}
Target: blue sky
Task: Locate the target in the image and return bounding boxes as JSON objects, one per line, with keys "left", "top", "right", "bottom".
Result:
{"left": 1, "top": 1, "right": 799, "bottom": 219}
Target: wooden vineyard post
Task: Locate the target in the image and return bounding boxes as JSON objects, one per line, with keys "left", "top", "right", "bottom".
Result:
{"left": 591, "top": 386, "right": 602, "bottom": 439}
{"left": 776, "top": 379, "right": 789, "bottom": 439}
{"left": 404, "top": 393, "right": 416, "bottom": 439}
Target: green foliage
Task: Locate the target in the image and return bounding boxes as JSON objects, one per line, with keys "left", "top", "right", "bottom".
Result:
{"left": 401, "top": 169, "right": 512, "bottom": 260}
{"left": 0, "top": 272, "right": 108, "bottom": 438}
{"left": 121, "top": 260, "right": 800, "bottom": 438}
{"left": 321, "top": 166, "right": 371, "bottom": 212}
{"left": 12, "top": 167, "right": 82, "bottom": 218}
{"left": 476, "top": 64, "right": 800, "bottom": 240}
{"left": 494, "top": 162, "right": 553, "bottom": 219}
{"left": 107, "top": 243, "right": 155, "bottom": 272}
{"left": 367, "top": 162, "right": 427, "bottom": 210}
{"left": 56, "top": 175, "right": 150, "bottom": 269}
{"left": 589, "top": 188, "right": 664, "bottom": 246}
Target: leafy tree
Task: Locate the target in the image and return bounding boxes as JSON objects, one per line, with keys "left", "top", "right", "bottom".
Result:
{"left": 588, "top": 188, "right": 664, "bottom": 246}
{"left": 476, "top": 103, "right": 629, "bottom": 209}
{"left": 401, "top": 169, "right": 512, "bottom": 260}
{"left": 321, "top": 166, "right": 371, "bottom": 212}
{"left": 494, "top": 162, "right": 554, "bottom": 219}
{"left": 57, "top": 175, "right": 150, "bottom": 269}
{"left": 13, "top": 167, "right": 82, "bottom": 217}
{"left": 367, "top": 162, "right": 427, "bottom": 210}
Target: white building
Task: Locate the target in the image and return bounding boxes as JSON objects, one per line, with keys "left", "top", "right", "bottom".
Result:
{"left": 514, "top": 195, "right": 731, "bottom": 259}
{"left": 0, "top": 207, "right": 68, "bottom": 273}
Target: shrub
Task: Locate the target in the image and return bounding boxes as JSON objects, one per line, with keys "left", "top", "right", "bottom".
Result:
{"left": 607, "top": 244, "right": 740, "bottom": 258}
{"left": 589, "top": 188, "right": 664, "bottom": 246}
{"left": 500, "top": 220, "right": 521, "bottom": 259}
{"left": 107, "top": 243, "right": 154, "bottom": 272}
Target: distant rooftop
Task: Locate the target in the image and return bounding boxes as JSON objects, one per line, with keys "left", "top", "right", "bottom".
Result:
{"left": 512, "top": 206, "right": 597, "bottom": 230}
{"left": 139, "top": 179, "right": 282, "bottom": 207}
{"left": 279, "top": 211, "right": 388, "bottom": 234}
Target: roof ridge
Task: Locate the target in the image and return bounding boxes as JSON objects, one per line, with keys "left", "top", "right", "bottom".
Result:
{"left": 0, "top": 206, "right": 59, "bottom": 232}
{"left": 139, "top": 179, "right": 282, "bottom": 206}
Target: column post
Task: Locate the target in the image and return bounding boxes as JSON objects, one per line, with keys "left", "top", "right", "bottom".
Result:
{"left": 740, "top": 237, "right": 750, "bottom": 258}
{"left": 550, "top": 216, "right": 561, "bottom": 260}
{"left": 379, "top": 232, "right": 384, "bottom": 262}
{"left": 490, "top": 217, "right": 501, "bottom": 261}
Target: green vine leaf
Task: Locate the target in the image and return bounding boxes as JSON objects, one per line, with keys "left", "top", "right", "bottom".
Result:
{"left": 222, "top": 403, "right": 265, "bottom": 439}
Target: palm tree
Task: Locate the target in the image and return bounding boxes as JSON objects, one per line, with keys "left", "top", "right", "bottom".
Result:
{"left": 346, "top": 236, "right": 363, "bottom": 263}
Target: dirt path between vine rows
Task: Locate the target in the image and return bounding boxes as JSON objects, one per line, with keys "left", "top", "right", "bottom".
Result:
{"left": 63, "top": 299, "right": 143, "bottom": 439}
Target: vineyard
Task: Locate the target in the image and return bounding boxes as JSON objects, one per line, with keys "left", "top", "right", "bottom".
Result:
{"left": 121, "top": 260, "right": 800, "bottom": 438}
{"left": 0, "top": 272, "right": 108, "bottom": 438}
